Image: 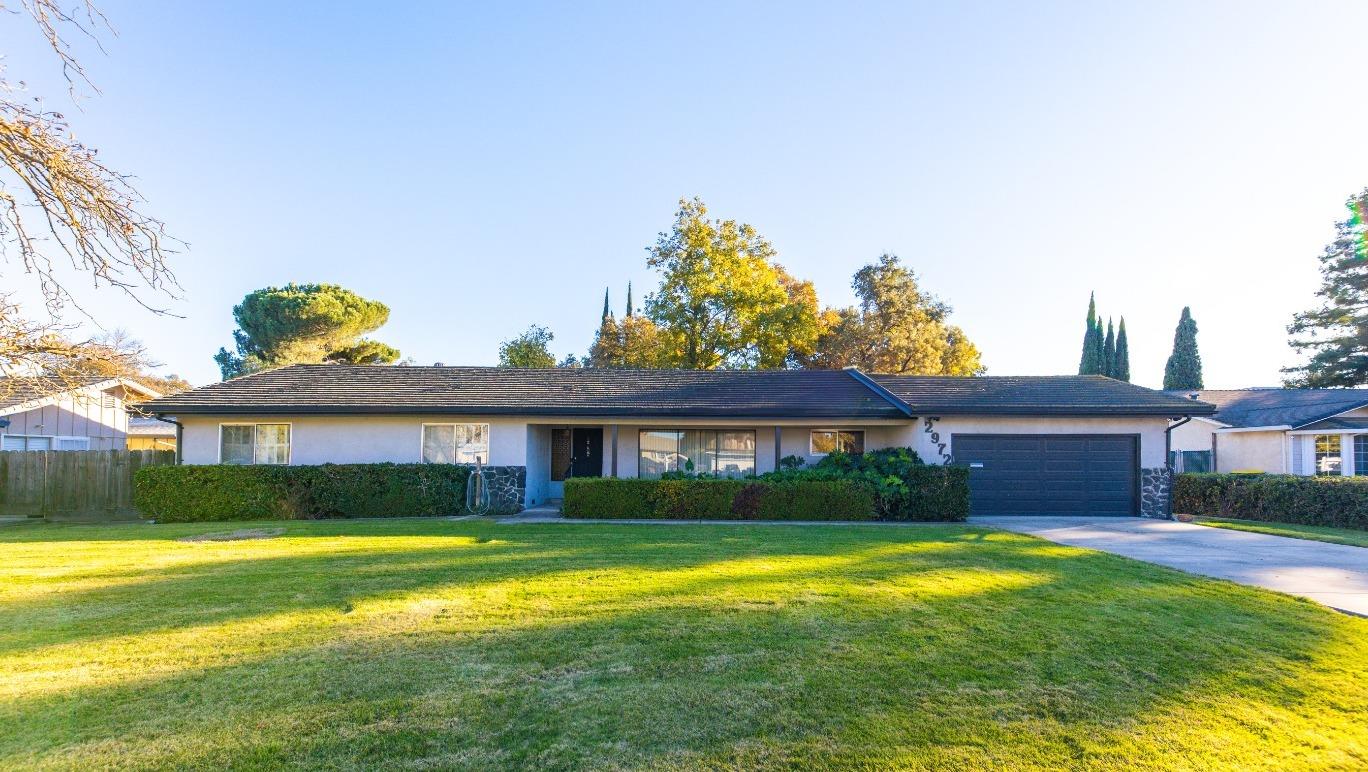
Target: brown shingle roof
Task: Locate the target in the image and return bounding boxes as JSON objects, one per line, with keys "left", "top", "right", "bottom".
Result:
{"left": 146, "top": 365, "right": 1213, "bottom": 419}
{"left": 871, "top": 374, "right": 1216, "bottom": 416}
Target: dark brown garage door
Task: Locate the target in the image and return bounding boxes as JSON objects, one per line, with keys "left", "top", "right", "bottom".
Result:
{"left": 953, "top": 434, "right": 1138, "bottom": 516}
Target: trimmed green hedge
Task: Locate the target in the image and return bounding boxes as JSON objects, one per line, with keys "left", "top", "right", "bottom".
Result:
{"left": 1173, "top": 473, "right": 1368, "bottom": 531}
{"left": 562, "top": 477, "right": 877, "bottom": 520}
{"left": 135, "top": 463, "right": 491, "bottom": 522}
{"left": 562, "top": 462, "right": 970, "bottom": 522}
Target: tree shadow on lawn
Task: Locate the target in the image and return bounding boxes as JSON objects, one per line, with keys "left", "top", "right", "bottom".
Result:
{"left": 0, "top": 525, "right": 1017, "bottom": 660}
{"left": 3, "top": 523, "right": 1366, "bottom": 769}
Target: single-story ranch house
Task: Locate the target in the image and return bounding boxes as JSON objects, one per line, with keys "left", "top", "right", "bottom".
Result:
{"left": 1167, "top": 388, "right": 1368, "bottom": 475}
{"left": 145, "top": 365, "right": 1214, "bottom": 517}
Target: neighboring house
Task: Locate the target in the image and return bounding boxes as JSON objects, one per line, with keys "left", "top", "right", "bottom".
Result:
{"left": 0, "top": 377, "right": 162, "bottom": 451}
{"left": 145, "top": 365, "right": 1213, "bottom": 517}
{"left": 126, "top": 416, "right": 177, "bottom": 451}
{"left": 1166, "top": 388, "right": 1368, "bottom": 476}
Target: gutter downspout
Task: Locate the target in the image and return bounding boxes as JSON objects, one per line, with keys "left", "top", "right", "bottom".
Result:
{"left": 154, "top": 415, "right": 183, "bottom": 464}
{"left": 1164, "top": 415, "right": 1194, "bottom": 519}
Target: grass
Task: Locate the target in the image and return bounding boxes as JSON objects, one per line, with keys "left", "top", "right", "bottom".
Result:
{"left": 1194, "top": 517, "right": 1368, "bottom": 548}
{"left": 1, "top": 519, "right": 1365, "bottom": 770}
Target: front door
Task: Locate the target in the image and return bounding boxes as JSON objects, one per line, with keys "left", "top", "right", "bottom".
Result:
{"left": 570, "top": 427, "right": 604, "bottom": 478}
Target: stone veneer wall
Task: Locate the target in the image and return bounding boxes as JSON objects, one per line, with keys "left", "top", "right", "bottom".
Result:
{"left": 471, "top": 465, "right": 526, "bottom": 515}
{"left": 1140, "top": 467, "right": 1172, "bottom": 519}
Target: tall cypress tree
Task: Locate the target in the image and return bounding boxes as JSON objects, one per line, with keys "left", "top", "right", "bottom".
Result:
{"left": 1114, "top": 317, "right": 1131, "bottom": 381}
{"left": 625, "top": 282, "right": 633, "bottom": 317}
{"left": 1103, "top": 318, "right": 1117, "bottom": 377}
{"left": 601, "top": 287, "right": 611, "bottom": 323}
{"left": 1163, "top": 307, "right": 1204, "bottom": 390}
{"left": 1078, "top": 292, "right": 1104, "bottom": 374}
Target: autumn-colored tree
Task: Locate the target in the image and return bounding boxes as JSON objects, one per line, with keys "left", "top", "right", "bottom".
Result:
{"left": 803, "top": 254, "right": 983, "bottom": 375}
{"left": 58, "top": 329, "right": 191, "bottom": 398}
{"left": 214, "top": 284, "right": 400, "bottom": 378}
{"left": 645, "top": 198, "right": 820, "bottom": 369}
{"left": 589, "top": 314, "right": 667, "bottom": 368}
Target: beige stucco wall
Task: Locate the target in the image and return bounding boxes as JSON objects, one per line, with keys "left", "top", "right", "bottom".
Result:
{"left": 0, "top": 384, "right": 134, "bottom": 450}
{"left": 178, "top": 415, "right": 531, "bottom": 466}
{"left": 915, "top": 415, "right": 1171, "bottom": 468}
{"left": 1214, "top": 431, "right": 1286, "bottom": 473}
{"left": 1168, "top": 419, "right": 1217, "bottom": 454}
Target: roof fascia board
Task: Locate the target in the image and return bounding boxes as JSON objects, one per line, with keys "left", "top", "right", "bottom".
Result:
{"left": 1288, "top": 400, "right": 1368, "bottom": 430}
{"left": 842, "top": 368, "right": 916, "bottom": 418}
{"left": 152, "top": 408, "right": 913, "bottom": 424}
{"left": 1213, "top": 425, "right": 1294, "bottom": 433}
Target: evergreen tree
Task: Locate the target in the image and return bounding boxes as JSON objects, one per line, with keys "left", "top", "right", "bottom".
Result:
{"left": 1078, "top": 292, "right": 1104, "bottom": 374}
{"left": 1113, "top": 317, "right": 1131, "bottom": 381}
{"left": 1284, "top": 189, "right": 1368, "bottom": 387}
{"left": 1103, "top": 318, "right": 1116, "bottom": 377}
{"left": 625, "top": 282, "right": 634, "bottom": 317}
{"left": 213, "top": 283, "right": 399, "bottom": 379}
{"left": 1163, "top": 307, "right": 1204, "bottom": 390}
{"left": 601, "top": 288, "right": 611, "bottom": 323}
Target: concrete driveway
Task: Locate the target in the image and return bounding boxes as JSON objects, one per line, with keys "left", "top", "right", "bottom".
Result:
{"left": 973, "top": 516, "right": 1368, "bottom": 617}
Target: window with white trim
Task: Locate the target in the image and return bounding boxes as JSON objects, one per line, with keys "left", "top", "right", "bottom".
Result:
{"left": 810, "top": 430, "right": 865, "bottom": 456}
{"left": 220, "top": 424, "right": 290, "bottom": 465}
{"left": 638, "top": 429, "right": 756, "bottom": 479}
{"left": 422, "top": 423, "right": 489, "bottom": 464}
{"left": 1314, "top": 434, "right": 1342, "bottom": 476}
{"left": 1, "top": 434, "right": 54, "bottom": 451}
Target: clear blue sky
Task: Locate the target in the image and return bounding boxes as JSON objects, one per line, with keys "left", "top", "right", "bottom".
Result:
{"left": 6, "top": 1, "right": 1367, "bottom": 388}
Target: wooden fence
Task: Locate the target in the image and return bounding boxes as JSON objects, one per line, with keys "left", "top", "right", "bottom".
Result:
{"left": 0, "top": 450, "right": 176, "bottom": 519}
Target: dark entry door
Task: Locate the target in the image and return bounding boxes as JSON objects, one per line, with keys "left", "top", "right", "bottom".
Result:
{"left": 569, "top": 428, "right": 603, "bottom": 478}
{"left": 953, "top": 434, "right": 1138, "bottom": 516}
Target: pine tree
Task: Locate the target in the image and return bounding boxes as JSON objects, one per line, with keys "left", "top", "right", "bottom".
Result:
{"left": 625, "top": 282, "right": 634, "bottom": 317}
{"left": 601, "top": 287, "right": 611, "bottom": 323}
{"left": 1078, "top": 292, "right": 1104, "bottom": 374}
{"left": 1103, "top": 318, "right": 1116, "bottom": 377}
{"left": 1113, "top": 317, "right": 1131, "bottom": 381}
{"left": 1163, "top": 307, "right": 1204, "bottom": 390}
{"left": 1284, "top": 189, "right": 1368, "bottom": 387}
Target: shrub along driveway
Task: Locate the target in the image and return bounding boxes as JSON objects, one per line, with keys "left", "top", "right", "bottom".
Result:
{"left": 975, "top": 516, "right": 1368, "bottom": 616}
{"left": 2, "top": 519, "right": 1366, "bottom": 769}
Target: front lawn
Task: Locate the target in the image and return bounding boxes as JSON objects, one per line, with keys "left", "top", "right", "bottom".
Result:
{"left": 1195, "top": 517, "right": 1368, "bottom": 548}
{"left": 2, "top": 519, "right": 1365, "bottom": 769}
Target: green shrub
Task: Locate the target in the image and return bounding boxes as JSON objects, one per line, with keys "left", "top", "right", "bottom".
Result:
{"left": 760, "top": 452, "right": 969, "bottom": 522}
{"left": 562, "top": 465, "right": 952, "bottom": 522}
{"left": 1173, "top": 473, "right": 1368, "bottom": 531}
{"left": 753, "top": 480, "right": 878, "bottom": 520}
{"left": 560, "top": 479, "right": 659, "bottom": 519}
{"left": 134, "top": 463, "right": 501, "bottom": 522}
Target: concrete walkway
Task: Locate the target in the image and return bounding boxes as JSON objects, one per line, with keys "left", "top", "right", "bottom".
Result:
{"left": 974, "top": 516, "right": 1368, "bottom": 617}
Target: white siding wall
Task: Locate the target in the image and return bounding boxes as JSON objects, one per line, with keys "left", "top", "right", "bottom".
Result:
{"left": 0, "top": 384, "right": 132, "bottom": 450}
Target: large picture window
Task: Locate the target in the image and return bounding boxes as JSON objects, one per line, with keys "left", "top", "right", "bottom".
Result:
{"left": 220, "top": 424, "right": 290, "bottom": 465}
{"left": 1356, "top": 435, "right": 1367, "bottom": 476}
{"left": 1314, "top": 434, "right": 1342, "bottom": 476}
{"left": 638, "top": 429, "right": 755, "bottom": 479}
{"left": 810, "top": 430, "right": 865, "bottom": 456}
{"left": 422, "top": 423, "right": 490, "bottom": 464}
